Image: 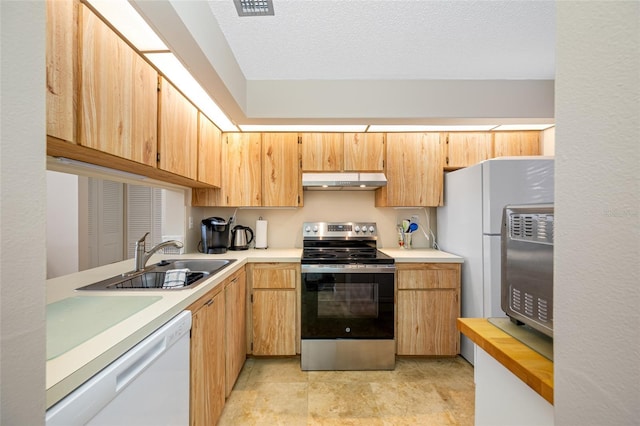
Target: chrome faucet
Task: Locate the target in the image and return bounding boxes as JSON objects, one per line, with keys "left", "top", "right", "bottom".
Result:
{"left": 133, "top": 232, "right": 184, "bottom": 272}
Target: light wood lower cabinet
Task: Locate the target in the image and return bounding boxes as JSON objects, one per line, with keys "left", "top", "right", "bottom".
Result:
{"left": 248, "top": 263, "right": 299, "bottom": 356}
{"left": 396, "top": 263, "right": 461, "bottom": 356}
{"left": 224, "top": 267, "right": 246, "bottom": 397}
{"left": 187, "top": 288, "right": 225, "bottom": 426}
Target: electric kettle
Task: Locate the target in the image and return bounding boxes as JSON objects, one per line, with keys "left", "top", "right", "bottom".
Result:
{"left": 229, "top": 225, "right": 254, "bottom": 251}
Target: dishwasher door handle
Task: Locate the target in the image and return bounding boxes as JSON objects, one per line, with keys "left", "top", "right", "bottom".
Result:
{"left": 115, "top": 338, "right": 166, "bottom": 392}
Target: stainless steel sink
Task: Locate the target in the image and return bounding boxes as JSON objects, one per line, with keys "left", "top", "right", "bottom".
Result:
{"left": 76, "top": 259, "right": 236, "bottom": 291}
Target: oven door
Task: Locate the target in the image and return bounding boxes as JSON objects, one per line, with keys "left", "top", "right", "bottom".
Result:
{"left": 301, "top": 265, "right": 395, "bottom": 339}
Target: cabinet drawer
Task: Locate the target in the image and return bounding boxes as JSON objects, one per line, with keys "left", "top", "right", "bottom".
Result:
{"left": 397, "top": 263, "right": 460, "bottom": 290}
{"left": 251, "top": 263, "right": 298, "bottom": 289}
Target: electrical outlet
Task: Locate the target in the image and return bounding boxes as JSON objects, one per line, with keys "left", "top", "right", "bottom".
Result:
{"left": 410, "top": 215, "right": 420, "bottom": 224}
{"left": 188, "top": 216, "right": 193, "bottom": 229}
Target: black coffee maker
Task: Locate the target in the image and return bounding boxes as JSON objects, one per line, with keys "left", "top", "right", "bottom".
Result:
{"left": 200, "top": 217, "right": 231, "bottom": 254}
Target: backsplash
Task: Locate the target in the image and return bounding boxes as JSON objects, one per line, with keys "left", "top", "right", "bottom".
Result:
{"left": 188, "top": 191, "right": 437, "bottom": 252}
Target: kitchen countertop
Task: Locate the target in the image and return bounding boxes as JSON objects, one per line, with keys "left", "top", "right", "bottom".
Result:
{"left": 380, "top": 248, "right": 464, "bottom": 263}
{"left": 457, "top": 318, "right": 554, "bottom": 404}
{"left": 46, "top": 247, "right": 462, "bottom": 408}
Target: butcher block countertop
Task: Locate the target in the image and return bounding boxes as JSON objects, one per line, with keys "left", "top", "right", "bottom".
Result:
{"left": 457, "top": 318, "right": 554, "bottom": 404}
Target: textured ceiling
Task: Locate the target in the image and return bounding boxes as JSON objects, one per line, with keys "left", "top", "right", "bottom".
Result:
{"left": 207, "top": 0, "right": 556, "bottom": 81}
{"left": 132, "top": 0, "right": 556, "bottom": 127}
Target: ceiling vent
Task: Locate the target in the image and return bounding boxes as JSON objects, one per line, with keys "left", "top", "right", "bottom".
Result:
{"left": 234, "top": 0, "right": 274, "bottom": 16}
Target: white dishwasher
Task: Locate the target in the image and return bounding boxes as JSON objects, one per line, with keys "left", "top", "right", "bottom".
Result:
{"left": 46, "top": 311, "right": 192, "bottom": 426}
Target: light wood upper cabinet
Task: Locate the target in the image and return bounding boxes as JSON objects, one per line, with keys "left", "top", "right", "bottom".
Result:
{"left": 396, "top": 263, "right": 461, "bottom": 356}
{"left": 158, "top": 77, "right": 198, "bottom": 179}
{"left": 343, "top": 133, "right": 385, "bottom": 171}
{"left": 46, "top": 0, "right": 77, "bottom": 143}
{"left": 224, "top": 267, "right": 246, "bottom": 397}
{"left": 376, "top": 132, "right": 445, "bottom": 207}
{"left": 188, "top": 289, "right": 225, "bottom": 426}
{"left": 197, "top": 113, "right": 222, "bottom": 187}
{"left": 262, "top": 133, "right": 301, "bottom": 207}
{"left": 192, "top": 133, "right": 262, "bottom": 206}
{"left": 193, "top": 132, "right": 302, "bottom": 207}
{"left": 223, "top": 133, "right": 262, "bottom": 206}
{"left": 493, "top": 131, "right": 541, "bottom": 157}
{"left": 80, "top": 5, "right": 157, "bottom": 166}
{"left": 248, "top": 263, "right": 299, "bottom": 356}
{"left": 301, "top": 133, "right": 343, "bottom": 171}
{"left": 445, "top": 132, "right": 493, "bottom": 170}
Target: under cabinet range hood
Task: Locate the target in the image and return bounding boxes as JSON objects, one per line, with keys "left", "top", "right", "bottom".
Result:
{"left": 302, "top": 173, "right": 387, "bottom": 190}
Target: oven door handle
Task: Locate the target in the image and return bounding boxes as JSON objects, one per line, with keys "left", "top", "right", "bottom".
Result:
{"left": 301, "top": 265, "right": 395, "bottom": 274}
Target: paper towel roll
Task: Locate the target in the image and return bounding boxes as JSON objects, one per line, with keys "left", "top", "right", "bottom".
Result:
{"left": 255, "top": 219, "right": 268, "bottom": 249}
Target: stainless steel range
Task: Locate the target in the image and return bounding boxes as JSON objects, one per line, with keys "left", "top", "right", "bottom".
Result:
{"left": 300, "top": 222, "right": 395, "bottom": 371}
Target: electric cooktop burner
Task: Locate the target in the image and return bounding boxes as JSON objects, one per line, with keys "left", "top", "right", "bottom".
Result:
{"left": 301, "top": 222, "right": 394, "bottom": 265}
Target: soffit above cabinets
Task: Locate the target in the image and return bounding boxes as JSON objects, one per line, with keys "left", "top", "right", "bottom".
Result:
{"left": 129, "top": 0, "right": 556, "bottom": 129}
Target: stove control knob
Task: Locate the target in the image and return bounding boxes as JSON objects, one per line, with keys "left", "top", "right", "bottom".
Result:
{"left": 305, "top": 225, "right": 311, "bottom": 233}
{"left": 313, "top": 225, "right": 319, "bottom": 233}
{"left": 354, "top": 225, "right": 361, "bottom": 233}
{"left": 368, "top": 225, "right": 375, "bottom": 233}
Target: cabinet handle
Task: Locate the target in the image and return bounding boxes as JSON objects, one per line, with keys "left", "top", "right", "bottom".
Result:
{"left": 205, "top": 299, "right": 213, "bottom": 307}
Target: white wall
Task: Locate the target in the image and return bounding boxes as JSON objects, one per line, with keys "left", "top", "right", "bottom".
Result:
{"left": 540, "top": 127, "right": 555, "bottom": 156}
{"left": 46, "top": 171, "right": 80, "bottom": 278}
{"left": 161, "top": 187, "right": 187, "bottom": 242}
{"left": 0, "top": 2, "right": 46, "bottom": 424}
{"left": 193, "top": 191, "right": 436, "bottom": 251}
{"left": 555, "top": 3, "right": 639, "bottom": 425}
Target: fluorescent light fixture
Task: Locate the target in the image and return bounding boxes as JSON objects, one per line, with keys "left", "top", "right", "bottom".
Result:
{"left": 367, "top": 125, "right": 498, "bottom": 132}
{"left": 239, "top": 124, "right": 368, "bottom": 132}
{"left": 145, "top": 53, "right": 238, "bottom": 132}
{"left": 54, "top": 157, "right": 146, "bottom": 180}
{"left": 492, "top": 124, "right": 555, "bottom": 131}
{"left": 85, "top": 0, "right": 167, "bottom": 51}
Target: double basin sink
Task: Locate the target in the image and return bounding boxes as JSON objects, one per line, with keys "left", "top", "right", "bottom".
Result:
{"left": 76, "top": 259, "right": 236, "bottom": 291}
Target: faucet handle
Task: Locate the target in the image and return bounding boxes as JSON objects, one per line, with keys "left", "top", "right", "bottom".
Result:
{"left": 137, "top": 232, "right": 150, "bottom": 244}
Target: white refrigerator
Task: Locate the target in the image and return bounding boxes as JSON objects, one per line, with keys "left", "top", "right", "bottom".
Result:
{"left": 437, "top": 157, "right": 554, "bottom": 364}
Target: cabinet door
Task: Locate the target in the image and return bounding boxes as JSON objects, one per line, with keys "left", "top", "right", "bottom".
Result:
{"left": 225, "top": 268, "right": 246, "bottom": 397}
{"left": 197, "top": 113, "right": 222, "bottom": 187}
{"left": 158, "top": 78, "right": 198, "bottom": 179}
{"left": 80, "top": 6, "right": 157, "bottom": 166}
{"left": 189, "top": 292, "right": 225, "bottom": 426}
{"left": 397, "top": 289, "right": 459, "bottom": 356}
{"left": 252, "top": 290, "right": 297, "bottom": 356}
{"left": 397, "top": 263, "right": 460, "bottom": 290}
{"left": 222, "top": 133, "right": 262, "bottom": 206}
{"left": 493, "top": 131, "right": 541, "bottom": 157}
{"left": 343, "top": 133, "right": 385, "bottom": 171}
{"left": 382, "top": 132, "right": 444, "bottom": 206}
{"left": 46, "top": 0, "right": 77, "bottom": 143}
{"left": 251, "top": 263, "right": 298, "bottom": 289}
{"left": 301, "top": 133, "right": 343, "bottom": 171}
{"left": 445, "top": 132, "right": 493, "bottom": 169}
{"left": 262, "top": 133, "right": 301, "bottom": 207}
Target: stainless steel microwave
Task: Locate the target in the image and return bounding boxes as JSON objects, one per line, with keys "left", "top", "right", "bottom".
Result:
{"left": 501, "top": 204, "right": 554, "bottom": 337}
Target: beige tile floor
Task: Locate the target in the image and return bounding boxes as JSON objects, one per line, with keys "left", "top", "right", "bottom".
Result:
{"left": 219, "top": 356, "right": 475, "bottom": 426}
